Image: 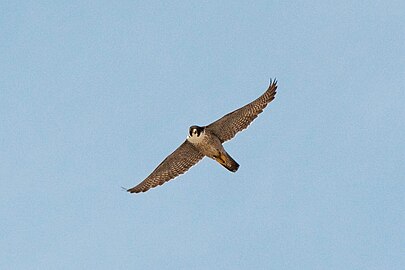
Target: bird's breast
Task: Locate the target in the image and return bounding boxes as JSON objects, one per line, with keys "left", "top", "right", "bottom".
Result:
{"left": 187, "top": 132, "right": 207, "bottom": 145}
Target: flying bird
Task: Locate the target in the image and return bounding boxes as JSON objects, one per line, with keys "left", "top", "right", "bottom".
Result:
{"left": 127, "top": 79, "right": 278, "bottom": 193}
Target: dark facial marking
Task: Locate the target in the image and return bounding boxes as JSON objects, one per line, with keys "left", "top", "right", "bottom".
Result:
{"left": 189, "top": 125, "right": 204, "bottom": 137}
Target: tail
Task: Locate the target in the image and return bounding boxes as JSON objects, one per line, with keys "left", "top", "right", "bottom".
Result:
{"left": 215, "top": 152, "right": 239, "bottom": 172}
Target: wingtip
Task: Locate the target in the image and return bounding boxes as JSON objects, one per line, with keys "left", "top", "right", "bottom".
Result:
{"left": 127, "top": 185, "right": 151, "bottom": 194}
{"left": 127, "top": 187, "right": 140, "bottom": 194}
{"left": 124, "top": 185, "right": 138, "bottom": 194}
{"left": 267, "top": 78, "right": 278, "bottom": 96}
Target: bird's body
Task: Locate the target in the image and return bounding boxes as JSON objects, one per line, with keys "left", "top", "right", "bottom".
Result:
{"left": 187, "top": 125, "right": 239, "bottom": 172}
{"left": 127, "top": 79, "right": 278, "bottom": 193}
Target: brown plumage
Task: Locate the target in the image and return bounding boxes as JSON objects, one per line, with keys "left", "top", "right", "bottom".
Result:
{"left": 127, "top": 141, "right": 204, "bottom": 193}
{"left": 127, "top": 79, "right": 278, "bottom": 194}
{"left": 205, "top": 79, "right": 277, "bottom": 142}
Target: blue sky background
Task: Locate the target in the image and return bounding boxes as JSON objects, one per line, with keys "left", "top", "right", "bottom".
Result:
{"left": 1, "top": 1, "right": 404, "bottom": 269}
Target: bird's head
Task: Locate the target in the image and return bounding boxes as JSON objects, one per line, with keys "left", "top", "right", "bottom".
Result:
{"left": 189, "top": 125, "right": 205, "bottom": 138}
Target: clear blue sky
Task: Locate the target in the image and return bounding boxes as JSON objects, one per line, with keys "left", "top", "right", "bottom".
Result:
{"left": 1, "top": 1, "right": 404, "bottom": 269}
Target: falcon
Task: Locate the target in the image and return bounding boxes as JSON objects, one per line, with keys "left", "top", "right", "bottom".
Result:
{"left": 127, "top": 79, "right": 278, "bottom": 193}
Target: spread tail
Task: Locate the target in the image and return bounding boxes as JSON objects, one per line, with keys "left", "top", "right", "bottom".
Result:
{"left": 215, "top": 152, "right": 239, "bottom": 172}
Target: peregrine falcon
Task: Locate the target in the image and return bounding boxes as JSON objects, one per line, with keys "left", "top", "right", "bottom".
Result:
{"left": 127, "top": 79, "right": 278, "bottom": 193}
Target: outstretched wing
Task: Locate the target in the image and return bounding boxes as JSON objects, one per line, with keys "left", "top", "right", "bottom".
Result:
{"left": 206, "top": 79, "right": 278, "bottom": 143}
{"left": 127, "top": 140, "right": 204, "bottom": 193}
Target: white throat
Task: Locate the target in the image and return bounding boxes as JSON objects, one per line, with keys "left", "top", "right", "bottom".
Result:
{"left": 187, "top": 129, "right": 206, "bottom": 144}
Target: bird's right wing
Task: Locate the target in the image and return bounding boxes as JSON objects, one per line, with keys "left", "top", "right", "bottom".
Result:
{"left": 206, "top": 79, "right": 277, "bottom": 143}
{"left": 127, "top": 140, "right": 204, "bottom": 193}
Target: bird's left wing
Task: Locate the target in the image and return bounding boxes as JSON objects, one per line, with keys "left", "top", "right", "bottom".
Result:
{"left": 205, "top": 79, "right": 277, "bottom": 143}
{"left": 127, "top": 140, "right": 204, "bottom": 193}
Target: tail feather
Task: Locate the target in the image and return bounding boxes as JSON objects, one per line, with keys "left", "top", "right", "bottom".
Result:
{"left": 215, "top": 152, "right": 239, "bottom": 172}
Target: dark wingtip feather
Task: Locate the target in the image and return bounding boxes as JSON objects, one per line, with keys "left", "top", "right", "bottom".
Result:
{"left": 269, "top": 78, "right": 278, "bottom": 88}
{"left": 127, "top": 187, "right": 137, "bottom": 193}
{"left": 267, "top": 78, "right": 278, "bottom": 98}
{"left": 127, "top": 186, "right": 144, "bottom": 194}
